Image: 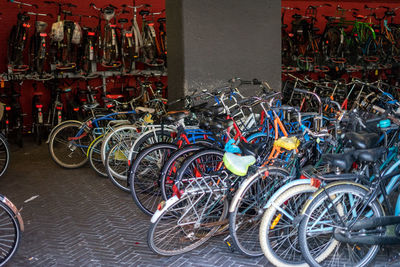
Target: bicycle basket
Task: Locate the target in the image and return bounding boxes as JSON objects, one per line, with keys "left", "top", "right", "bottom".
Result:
{"left": 51, "top": 21, "right": 64, "bottom": 42}
{"left": 71, "top": 22, "right": 82, "bottom": 45}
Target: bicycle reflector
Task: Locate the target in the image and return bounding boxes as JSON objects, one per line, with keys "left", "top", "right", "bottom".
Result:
{"left": 56, "top": 106, "right": 62, "bottom": 110}
{"left": 73, "top": 107, "right": 79, "bottom": 111}
{"left": 157, "top": 200, "right": 166, "bottom": 211}
{"left": 148, "top": 23, "right": 155, "bottom": 26}
{"left": 5, "top": 106, "right": 11, "bottom": 111}
{"left": 36, "top": 104, "right": 43, "bottom": 108}
{"left": 125, "top": 33, "right": 133, "bottom": 37}
{"left": 88, "top": 32, "right": 95, "bottom": 36}
{"left": 40, "top": 33, "right": 47, "bottom": 37}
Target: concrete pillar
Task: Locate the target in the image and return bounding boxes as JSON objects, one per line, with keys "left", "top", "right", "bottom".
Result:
{"left": 166, "top": 0, "right": 281, "bottom": 101}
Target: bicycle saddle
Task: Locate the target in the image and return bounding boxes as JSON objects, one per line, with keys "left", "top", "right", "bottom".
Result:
{"left": 158, "top": 18, "right": 166, "bottom": 23}
{"left": 189, "top": 102, "right": 208, "bottom": 113}
{"left": 345, "top": 132, "right": 379, "bottom": 149}
{"left": 209, "top": 118, "right": 233, "bottom": 131}
{"left": 203, "top": 106, "right": 224, "bottom": 117}
{"left": 163, "top": 111, "right": 188, "bottom": 122}
{"left": 199, "top": 119, "right": 211, "bottom": 130}
{"left": 64, "top": 20, "right": 75, "bottom": 28}
{"left": 292, "top": 14, "right": 302, "bottom": 19}
{"left": 35, "top": 21, "right": 48, "bottom": 31}
{"left": 105, "top": 94, "right": 124, "bottom": 100}
{"left": 136, "top": 107, "right": 155, "bottom": 114}
{"left": 274, "top": 136, "right": 300, "bottom": 151}
{"left": 238, "top": 142, "right": 264, "bottom": 158}
{"left": 386, "top": 11, "right": 395, "bottom": 17}
{"left": 118, "top": 18, "right": 128, "bottom": 24}
{"left": 353, "top": 147, "right": 386, "bottom": 162}
{"left": 82, "top": 103, "right": 99, "bottom": 110}
{"left": 139, "top": 10, "right": 150, "bottom": 16}
{"left": 323, "top": 152, "right": 355, "bottom": 172}
{"left": 223, "top": 152, "right": 256, "bottom": 176}
{"left": 18, "top": 13, "right": 30, "bottom": 22}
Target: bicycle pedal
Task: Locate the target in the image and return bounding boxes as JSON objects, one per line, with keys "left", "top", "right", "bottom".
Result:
{"left": 223, "top": 235, "right": 235, "bottom": 253}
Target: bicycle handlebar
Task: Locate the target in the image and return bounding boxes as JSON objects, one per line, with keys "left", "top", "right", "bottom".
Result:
{"left": 9, "top": 0, "right": 38, "bottom": 8}
{"left": 27, "top": 11, "right": 53, "bottom": 17}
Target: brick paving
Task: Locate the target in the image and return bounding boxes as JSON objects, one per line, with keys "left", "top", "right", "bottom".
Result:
{"left": 0, "top": 141, "right": 397, "bottom": 266}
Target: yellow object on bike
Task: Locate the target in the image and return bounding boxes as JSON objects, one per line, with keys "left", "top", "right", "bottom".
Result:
{"left": 274, "top": 136, "right": 300, "bottom": 151}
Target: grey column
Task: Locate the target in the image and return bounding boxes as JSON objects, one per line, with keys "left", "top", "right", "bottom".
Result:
{"left": 166, "top": 0, "right": 281, "bottom": 101}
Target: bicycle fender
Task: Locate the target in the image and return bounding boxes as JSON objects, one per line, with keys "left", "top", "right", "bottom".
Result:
{"left": 263, "top": 179, "right": 312, "bottom": 209}
{"left": 0, "top": 195, "right": 24, "bottom": 232}
{"left": 151, "top": 195, "right": 179, "bottom": 223}
{"left": 228, "top": 166, "right": 289, "bottom": 213}
{"left": 45, "top": 120, "right": 82, "bottom": 144}
{"left": 300, "top": 181, "right": 370, "bottom": 215}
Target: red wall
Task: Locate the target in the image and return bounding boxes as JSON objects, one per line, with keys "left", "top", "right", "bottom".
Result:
{"left": 282, "top": 1, "right": 400, "bottom": 32}
{"left": 0, "top": 0, "right": 165, "bottom": 129}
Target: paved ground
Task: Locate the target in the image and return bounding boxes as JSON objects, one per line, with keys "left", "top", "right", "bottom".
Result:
{"left": 1, "top": 140, "right": 399, "bottom": 266}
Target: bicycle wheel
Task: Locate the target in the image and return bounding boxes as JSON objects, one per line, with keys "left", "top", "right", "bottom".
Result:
{"left": 121, "top": 36, "right": 134, "bottom": 73}
{"left": 105, "top": 137, "right": 136, "bottom": 192}
{"left": 259, "top": 184, "right": 317, "bottom": 266}
{"left": 0, "top": 200, "right": 21, "bottom": 266}
{"left": 298, "top": 183, "right": 383, "bottom": 267}
{"left": 48, "top": 121, "right": 92, "bottom": 168}
{"left": 0, "top": 134, "right": 10, "bottom": 177}
{"left": 160, "top": 145, "right": 206, "bottom": 201}
{"left": 88, "top": 135, "right": 107, "bottom": 177}
{"left": 128, "top": 128, "right": 175, "bottom": 165}
{"left": 129, "top": 143, "right": 178, "bottom": 216}
{"left": 174, "top": 149, "right": 225, "bottom": 193}
{"left": 148, "top": 191, "right": 228, "bottom": 256}
{"left": 229, "top": 167, "right": 289, "bottom": 257}
{"left": 100, "top": 125, "right": 139, "bottom": 166}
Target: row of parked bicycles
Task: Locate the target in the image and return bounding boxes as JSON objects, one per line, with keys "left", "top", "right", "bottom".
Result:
{"left": 7, "top": 0, "right": 166, "bottom": 78}
{"left": 282, "top": 3, "right": 400, "bottom": 73}
{"left": 46, "top": 73, "right": 400, "bottom": 266}
{"left": 0, "top": 126, "right": 25, "bottom": 266}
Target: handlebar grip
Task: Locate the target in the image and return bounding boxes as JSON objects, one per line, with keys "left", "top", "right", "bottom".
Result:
{"left": 139, "top": 10, "right": 150, "bottom": 16}
{"left": 252, "top": 79, "right": 261, "bottom": 85}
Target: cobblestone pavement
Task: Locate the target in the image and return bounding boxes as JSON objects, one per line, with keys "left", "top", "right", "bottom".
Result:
{"left": 0, "top": 141, "right": 398, "bottom": 266}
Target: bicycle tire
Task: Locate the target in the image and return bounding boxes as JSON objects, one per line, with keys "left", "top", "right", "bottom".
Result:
{"left": 121, "top": 36, "right": 134, "bottom": 73}
{"left": 129, "top": 143, "right": 178, "bottom": 215}
{"left": 0, "top": 133, "right": 10, "bottom": 177}
{"left": 100, "top": 124, "right": 139, "bottom": 166}
{"left": 105, "top": 135, "right": 138, "bottom": 192}
{"left": 147, "top": 192, "right": 228, "bottom": 256}
{"left": 0, "top": 201, "right": 21, "bottom": 266}
{"left": 259, "top": 184, "right": 317, "bottom": 266}
{"left": 128, "top": 127, "right": 175, "bottom": 166}
{"left": 160, "top": 144, "right": 208, "bottom": 201}
{"left": 298, "top": 183, "right": 383, "bottom": 267}
{"left": 88, "top": 135, "right": 107, "bottom": 177}
{"left": 174, "top": 148, "right": 224, "bottom": 193}
{"left": 48, "top": 121, "right": 92, "bottom": 168}
{"left": 228, "top": 167, "right": 289, "bottom": 257}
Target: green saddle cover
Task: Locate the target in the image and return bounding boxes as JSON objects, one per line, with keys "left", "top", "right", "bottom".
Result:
{"left": 223, "top": 152, "right": 256, "bottom": 176}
